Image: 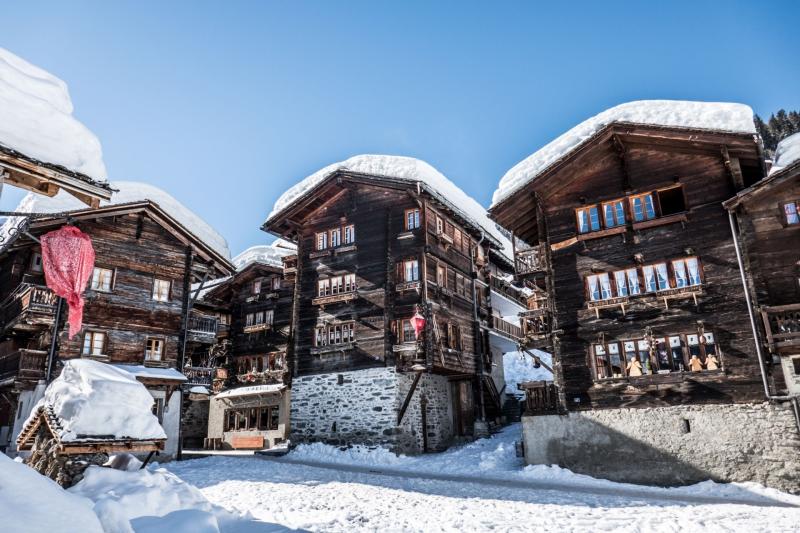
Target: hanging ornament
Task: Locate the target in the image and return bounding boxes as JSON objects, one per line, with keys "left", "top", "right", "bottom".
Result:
{"left": 40, "top": 225, "right": 95, "bottom": 339}
{"left": 411, "top": 309, "right": 426, "bottom": 339}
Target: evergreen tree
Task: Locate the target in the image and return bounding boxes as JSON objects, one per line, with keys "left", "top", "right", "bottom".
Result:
{"left": 755, "top": 108, "right": 800, "bottom": 157}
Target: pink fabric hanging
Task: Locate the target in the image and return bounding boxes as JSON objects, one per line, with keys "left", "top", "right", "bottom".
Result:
{"left": 40, "top": 226, "right": 95, "bottom": 339}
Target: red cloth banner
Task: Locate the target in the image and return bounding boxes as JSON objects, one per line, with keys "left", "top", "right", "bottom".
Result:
{"left": 40, "top": 226, "right": 95, "bottom": 339}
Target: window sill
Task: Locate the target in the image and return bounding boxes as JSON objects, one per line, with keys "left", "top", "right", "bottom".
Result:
{"left": 396, "top": 281, "right": 421, "bottom": 292}
{"left": 593, "top": 368, "right": 724, "bottom": 384}
{"left": 397, "top": 230, "right": 417, "bottom": 240}
{"left": 144, "top": 360, "right": 169, "bottom": 368}
{"left": 334, "top": 244, "right": 357, "bottom": 255}
{"left": 631, "top": 212, "right": 687, "bottom": 231}
{"left": 577, "top": 226, "right": 627, "bottom": 241}
{"left": 311, "top": 342, "right": 356, "bottom": 355}
{"left": 312, "top": 292, "right": 358, "bottom": 306}
{"left": 309, "top": 250, "right": 331, "bottom": 259}
{"left": 586, "top": 286, "right": 702, "bottom": 313}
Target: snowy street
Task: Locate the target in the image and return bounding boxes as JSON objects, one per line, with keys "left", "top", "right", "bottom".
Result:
{"left": 167, "top": 425, "right": 800, "bottom": 532}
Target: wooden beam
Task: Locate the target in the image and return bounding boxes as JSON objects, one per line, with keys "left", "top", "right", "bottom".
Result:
{"left": 721, "top": 146, "right": 745, "bottom": 191}
{"left": 397, "top": 371, "right": 423, "bottom": 424}
{"left": 612, "top": 134, "right": 632, "bottom": 191}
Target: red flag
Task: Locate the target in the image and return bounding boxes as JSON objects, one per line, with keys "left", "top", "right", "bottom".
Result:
{"left": 40, "top": 226, "right": 95, "bottom": 339}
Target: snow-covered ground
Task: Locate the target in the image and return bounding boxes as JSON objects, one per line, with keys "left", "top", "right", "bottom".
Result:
{"left": 167, "top": 424, "right": 800, "bottom": 532}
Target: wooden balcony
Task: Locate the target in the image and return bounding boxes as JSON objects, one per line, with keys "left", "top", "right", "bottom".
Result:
{"left": 186, "top": 313, "right": 219, "bottom": 343}
{"left": 515, "top": 244, "right": 548, "bottom": 276}
{"left": 243, "top": 323, "right": 271, "bottom": 334}
{"left": 236, "top": 369, "right": 286, "bottom": 385}
{"left": 490, "top": 276, "right": 528, "bottom": 307}
{"left": 312, "top": 291, "right": 358, "bottom": 306}
{"left": 586, "top": 296, "right": 630, "bottom": 317}
{"left": 0, "top": 349, "right": 47, "bottom": 384}
{"left": 183, "top": 366, "right": 214, "bottom": 387}
{"left": 491, "top": 315, "right": 523, "bottom": 341}
{"left": 761, "top": 303, "right": 800, "bottom": 354}
{"left": 1, "top": 284, "right": 58, "bottom": 332}
{"left": 519, "top": 380, "right": 559, "bottom": 416}
{"left": 519, "top": 308, "right": 552, "bottom": 343}
{"left": 395, "top": 281, "right": 421, "bottom": 292}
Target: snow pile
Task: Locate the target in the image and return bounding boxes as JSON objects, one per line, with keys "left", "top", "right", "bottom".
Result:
{"left": 25, "top": 359, "right": 166, "bottom": 442}
{"left": 0, "top": 453, "right": 104, "bottom": 533}
{"left": 503, "top": 350, "right": 553, "bottom": 397}
{"left": 233, "top": 240, "right": 295, "bottom": 270}
{"left": 68, "top": 465, "right": 242, "bottom": 533}
{"left": 770, "top": 132, "right": 800, "bottom": 175}
{"left": 0, "top": 48, "right": 106, "bottom": 180}
{"left": 267, "top": 155, "right": 512, "bottom": 259}
{"left": 0, "top": 181, "right": 231, "bottom": 259}
{"left": 493, "top": 100, "right": 756, "bottom": 206}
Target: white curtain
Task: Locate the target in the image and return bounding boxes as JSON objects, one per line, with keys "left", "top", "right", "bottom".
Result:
{"left": 614, "top": 271, "right": 627, "bottom": 296}
{"left": 673, "top": 260, "right": 687, "bottom": 288}
{"left": 578, "top": 210, "right": 588, "bottom": 233}
{"left": 627, "top": 269, "right": 640, "bottom": 295}
{"left": 588, "top": 275, "right": 599, "bottom": 301}
{"left": 600, "top": 274, "right": 612, "bottom": 299}
{"left": 686, "top": 258, "right": 701, "bottom": 285}
{"left": 656, "top": 263, "right": 669, "bottom": 290}
{"left": 643, "top": 266, "right": 656, "bottom": 292}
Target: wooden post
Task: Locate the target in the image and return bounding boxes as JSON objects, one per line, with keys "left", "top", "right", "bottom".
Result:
{"left": 45, "top": 297, "right": 64, "bottom": 384}
{"left": 420, "top": 394, "right": 428, "bottom": 453}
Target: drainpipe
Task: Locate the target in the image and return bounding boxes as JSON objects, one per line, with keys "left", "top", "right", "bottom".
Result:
{"left": 472, "top": 231, "right": 487, "bottom": 424}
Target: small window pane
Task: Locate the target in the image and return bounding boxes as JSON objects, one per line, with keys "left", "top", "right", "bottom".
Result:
{"left": 784, "top": 202, "right": 799, "bottom": 225}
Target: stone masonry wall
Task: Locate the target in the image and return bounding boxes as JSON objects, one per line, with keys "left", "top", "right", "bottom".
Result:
{"left": 522, "top": 402, "right": 800, "bottom": 493}
{"left": 291, "top": 367, "right": 398, "bottom": 447}
{"left": 291, "top": 367, "right": 458, "bottom": 453}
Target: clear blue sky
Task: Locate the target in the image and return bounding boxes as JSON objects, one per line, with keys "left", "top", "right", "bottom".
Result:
{"left": 2, "top": 1, "right": 798, "bottom": 256}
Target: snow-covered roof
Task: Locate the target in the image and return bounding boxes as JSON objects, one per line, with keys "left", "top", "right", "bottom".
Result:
{"left": 215, "top": 384, "right": 285, "bottom": 399}
{"left": 25, "top": 359, "right": 166, "bottom": 442}
{"left": 189, "top": 386, "right": 210, "bottom": 395}
{"left": 112, "top": 364, "right": 187, "bottom": 382}
{"left": 234, "top": 240, "right": 296, "bottom": 271}
{"left": 770, "top": 132, "right": 800, "bottom": 176}
{"left": 0, "top": 48, "right": 106, "bottom": 181}
{"left": 503, "top": 350, "right": 553, "bottom": 398}
{"left": 267, "top": 155, "right": 512, "bottom": 260}
{"left": 0, "top": 180, "right": 231, "bottom": 260}
{"left": 492, "top": 100, "right": 756, "bottom": 207}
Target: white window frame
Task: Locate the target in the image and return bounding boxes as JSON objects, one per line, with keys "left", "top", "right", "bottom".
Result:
{"left": 145, "top": 337, "right": 164, "bottom": 362}
{"left": 152, "top": 278, "right": 170, "bottom": 302}
{"left": 344, "top": 225, "right": 355, "bottom": 244}
{"left": 82, "top": 331, "right": 106, "bottom": 356}
{"left": 91, "top": 267, "right": 114, "bottom": 292}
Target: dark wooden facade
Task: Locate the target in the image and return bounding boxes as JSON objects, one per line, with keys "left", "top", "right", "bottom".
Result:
{"left": 0, "top": 201, "right": 232, "bottom": 430}
{"left": 264, "top": 171, "right": 512, "bottom": 426}
{"left": 725, "top": 158, "right": 800, "bottom": 395}
{"left": 490, "top": 124, "right": 768, "bottom": 410}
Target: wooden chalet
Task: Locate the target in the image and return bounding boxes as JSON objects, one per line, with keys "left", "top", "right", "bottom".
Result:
{"left": 0, "top": 194, "right": 233, "bottom": 458}
{"left": 490, "top": 120, "right": 767, "bottom": 411}
{"left": 198, "top": 248, "right": 294, "bottom": 450}
{"left": 724, "top": 139, "right": 800, "bottom": 397}
{"left": 263, "top": 158, "right": 515, "bottom": 452}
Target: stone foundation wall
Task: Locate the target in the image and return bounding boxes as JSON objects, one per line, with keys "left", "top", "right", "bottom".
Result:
{"left": 521, "top": 402, "right": 800, "bottom": 493}
{"left": 290, "top": 367, "right": 398, "bottom": 447}
{"left": 291, "top": 367, "right": 459, "bottom": 453}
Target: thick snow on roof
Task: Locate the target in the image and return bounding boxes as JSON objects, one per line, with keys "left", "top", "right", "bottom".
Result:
{"left": 112, "top": 364, "right": 187, "bottom": 382}
{"left": 1, "top": 180, "right": 230, "bottom": 259}
{"left": 26, "top": 359, "right": 166, "bottom": 442}
{"left": 234, "top": 240, "right": 296, "bottom": 270}
{"left": 770, "top": 132, "right": 800, "bottom": 175}
{"left": 0, "top": 48, "right": 106, "bottom": 180}
{"left": 492, "top": 100, "right": 756, "bottom": 207}
{"left": 215, "top": 384, "right": 285, "bottom": 399}
{"left": 268, "top": 155, "right": 512, "bottom": 260}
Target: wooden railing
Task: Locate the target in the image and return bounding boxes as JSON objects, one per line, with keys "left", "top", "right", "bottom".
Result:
{"left": 490, "top": 277, "right": 528, "bottom": 307}
{"left": 515, "top": 244, "right": 548, "bottom": 276}
{"left": 519, "top": 308, "right": 551, "bottom": 340}
{"left": 236, "top": 369, "right": 286, "bottom": 385}
{"left": 183, "top": 366, "right": 214, "bottom": 386}
{"left": 0, "top": 349, "right": 47, "bottom": 383}
{"left": 243, "top": 323, "right": 271, "bottom": 334}
{"left": 491, "top": 315, "right": 523, "bottom": 341}
{"left": 1, "top": 284, "right": 57, "bottom": 328}
{"left": 761, "top": 303, "right": 800, "bottom": 353}
{"left": 187, "top": 313, "right": 218, "bottom": 336}
{"left": 312, "top": 291, "right": 358, "bottom": 306}
{"left": 519, "top": 380, "right": 559, "bottom": 416}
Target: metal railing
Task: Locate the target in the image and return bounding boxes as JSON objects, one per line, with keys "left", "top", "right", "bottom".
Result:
{"left": 515, "top": 244, "right": 548, "bottom": 275}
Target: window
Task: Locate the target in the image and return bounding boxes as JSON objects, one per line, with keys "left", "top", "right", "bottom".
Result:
{"left": 91, "top": 267, "right": 113, "bottom": 292}
{"left": 344, "top": 273, "right": 356, "bottom": 292}
{"left": 318, "top": 279, "right": 330, "bottom": 297}
{"left": 576, "top": 206, "right": 600, "bottom": 234}
{"left": 613, "top": 268, "right": 639, "bottom": 297}
{"left": 152, "top": 278, "right": 170, "bottom": 302}
{"left": 145, "top": 338, "right": 164, "bottom": 361}
{"left": 793, "top": 357, "right": 800, "bottom": 375}
{"left": 314, "top": 323, "right": 355, "bottom": 346}
{"left": 272, "top": 277, "right": 281, "bottom": 290}
{"left": 456, "top": 274, "right": 467, "bottom": 297}
{"left": 656, "top": 186, "right": 686, "bottom": 216}
{"left": 444, "top": 322, "right": 462, "bottom": 350}
{"left": 246, "top": 313, "right": 254, "bottom": 327}
{"left": 405, "top": 208, "right": 420, "bottom": 230}
{"left": 330, "top": 276, "right": 343, "bottom": 294}
{"left": 396, "top": 319, "right": 416, "bottom": 343}
{"left": 400, "top": 259, "right": 419, "bottom": 282}
{"left": 344, "top": 225, "right": 355, "bottom": 244}
{"left": 783, "top": 201, "right": 799, "bottom": 225}
{"left": 269, "top": 406, "right": 279, "bottom": 430}
{"left": 587, "top": 273, "right": 612, "bottom": 301}
{"left": 30, "top": 252, "right": 43, "bottom": 272}
{"left": 152, "top": 398, "right": 164, "bottom": 424}
{"left": 329, "top": 227, "right": 341, "bottom": 248}
{"left": 436, "top": 216, "right": 444, "bottom": 234}
{"left": 593, "top": 342, "right": 625, "bottom": 379}
{"left": 316, "top": 232, "right": 328, "bottom": 250}
{"left": 642, "top": 263, "right": 668, "bottom": 292}
{"left": 225, "top": 407, "right": 280, "bottom": 433}
{"left": 454, "top": 229, "right": 462, "bottom": 251}
{"left": 253, "top": 279, "right": 262, "bottom": 294}
{"left": 436, "top": 264, "right": 445, "bottom": 286}
{"left": 264, "top": 309, "right": 274, "bottom": 325}
{"left": 603, "top": 200, "right": 626, "bottom": 228}
{"left": 82, "top": 331, "right": 106, "bottom": 356}
{"left": 630, "top": 193, "right": 656, "bottom": 222}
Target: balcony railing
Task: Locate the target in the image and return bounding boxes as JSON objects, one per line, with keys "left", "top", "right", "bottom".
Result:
{"left": 183, "top": 366, "right": 214, "bottom": 387}
{"left": 491, "top": 315, "right": 523, "bottom": 341}
{"left": 761, "top": 303, "right": 800, "bottom": 353}
{"left": 519, "top": 380, "right": 559, "bottom": 416}
{"left": 236, "top": 369, "right": 286, "bottom": 385}
{"left": 312, "top": 291, "right": 358, "bottom": 306}
{"left": 187, "top": 313, "right": 218, "bottom": 337}
{"left": 1, "top": 284, "right": 57, "bottom": 330}
{"left": 515, "top": 244, "right": 548, "bottom": 276}
{"left": 243, "top": 323, "right": 271, "bottom": 334}
{"left": 0, "top": 349, "right": 47, "bottom": 383}
{"left": 490, "top": 277, "right": 529, "bottom": 307}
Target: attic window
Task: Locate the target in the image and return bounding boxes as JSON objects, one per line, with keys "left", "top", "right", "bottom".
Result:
{"left": 656, "top": 186, "right": 686, "bottom": 216}
{"left": 784, "top": 201, "right": 799, "bottom": 225}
